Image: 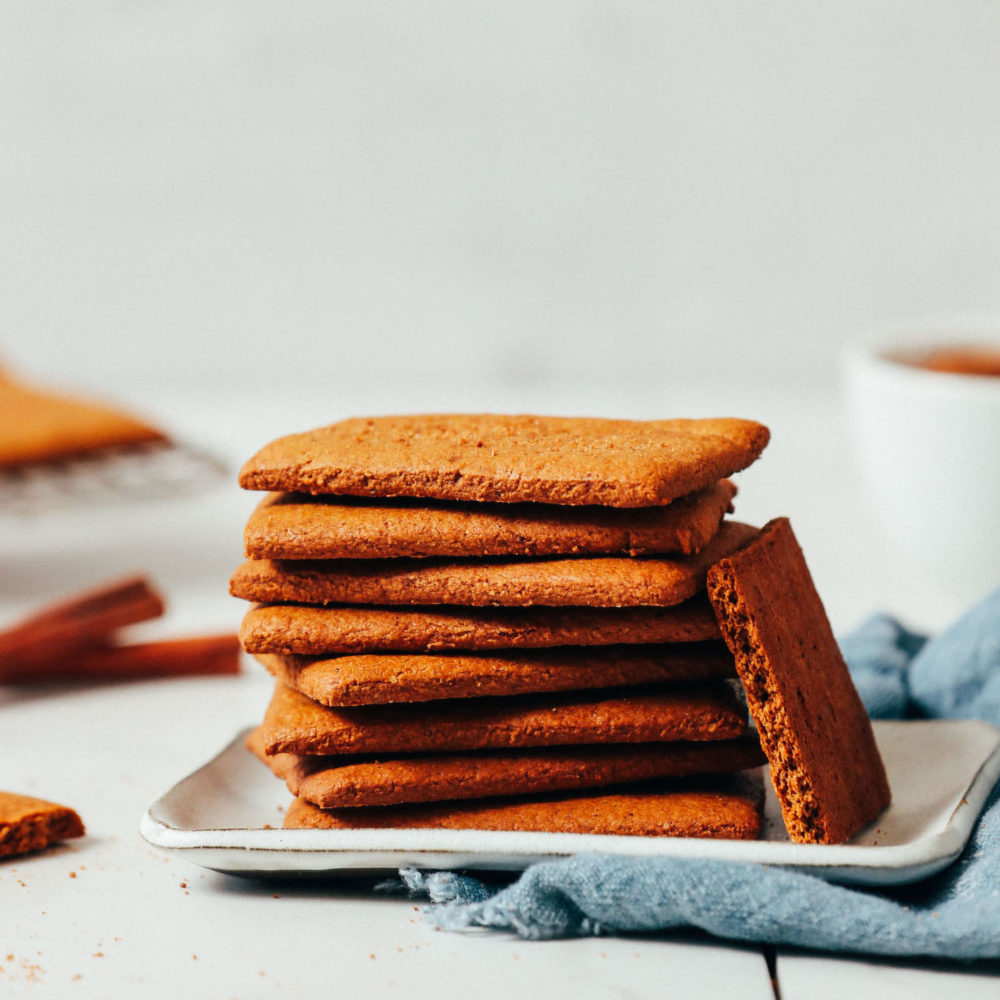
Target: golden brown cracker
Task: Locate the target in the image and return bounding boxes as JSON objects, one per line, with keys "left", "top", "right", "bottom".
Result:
{"left": 247, "top": 727, "right": 765, "bottom": 808}
{"left": 244, "top": 481, "right": 737, "bottom": 560}
{"left": 259, "top": 680, "right": 746, "bottom": 756}
{"left": 707, "top": 517, "right": 890, "bottom": 844}
{"left": 0, "top": 791, "right": 85, "bottom": 858}
{"left": 239, "top": 597, "right": 721, "bottom": 655}
{"left": 239, "top": 414, "right": 769, "bottom": 507}
{"left": 230, "top": 521, "right": 758, "bottom": 609}
{"left": 254, "top": 642, "right": 735, "bottom": 706}
{"left": 283, "top": 783, "right": 763, "bottom": 838}
{"left": 0, "top": 375, "right": 164, "bottom": 468}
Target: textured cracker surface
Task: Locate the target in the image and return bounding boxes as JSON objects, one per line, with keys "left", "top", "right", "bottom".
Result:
{"left": 231, "top": 520, "right": 757, "bottom": 609}
{"left": 283, "top": 785, "right": 763, "bottom": 838}
{"left": 707, "top": 517, "right": 891, "bottom": 845}
{"left": 240, "top": 597, "right": 721, "bottom": 654}
{"left": 260, "top": 680, "right": 746, "bottom": 755}
{"left": 254, "top": 642, "right": 736, "bottom": 706}
{"left": 247, "top": 727, "right": 765, "bottom": 808}
{"left": 239, "top": 414, "right": 769, "bottom": 507}
{"left": 244, "top": 481, "right": 737, "bottom": 560}
{"left": 0, "top": 791, "right": 85, "bottom": 858}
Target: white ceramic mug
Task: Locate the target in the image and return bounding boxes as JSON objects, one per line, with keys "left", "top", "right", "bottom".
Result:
{"left": 844, "top": 325, "right": 1000, "bottom": 615}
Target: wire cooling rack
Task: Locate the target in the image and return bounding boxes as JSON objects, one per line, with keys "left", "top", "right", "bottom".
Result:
{"left": 0, "top": 440, "right": 230, "bottom": 516}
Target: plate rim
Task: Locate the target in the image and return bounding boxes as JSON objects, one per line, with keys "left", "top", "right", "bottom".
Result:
{"left": 139, "top": 719, "right": 1000, "bottom": 884}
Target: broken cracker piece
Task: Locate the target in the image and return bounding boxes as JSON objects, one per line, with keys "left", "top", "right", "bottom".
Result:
{"left": 707, "top": 517, "right": 890, "bottom": 844}
{"left": 0, "top": 792, "right": 85, "bottom": 858}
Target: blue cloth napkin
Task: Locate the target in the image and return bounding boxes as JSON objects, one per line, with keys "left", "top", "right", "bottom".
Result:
{"left": 396, "top": 588, "right": 1000, "bottom": 959}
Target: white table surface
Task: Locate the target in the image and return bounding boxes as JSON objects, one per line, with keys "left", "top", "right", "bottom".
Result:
{"left": 2, "top": 376, "right": 998, "bottom": 999}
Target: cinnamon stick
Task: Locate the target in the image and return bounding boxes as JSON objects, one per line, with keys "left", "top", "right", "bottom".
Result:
{"left": 0, "top": 576, "right": 164, "bottom": 665}
{"left": 0, "top": 634, "right": 241, "bottom": 684}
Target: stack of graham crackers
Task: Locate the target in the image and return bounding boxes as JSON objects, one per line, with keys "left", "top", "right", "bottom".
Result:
{"left": 231, "top": 414, "right": 890, "bottom": 845}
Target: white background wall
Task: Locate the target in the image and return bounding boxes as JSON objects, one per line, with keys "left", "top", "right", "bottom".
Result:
{"left": 1, "top": 2, "right": 999, "bottom": 392}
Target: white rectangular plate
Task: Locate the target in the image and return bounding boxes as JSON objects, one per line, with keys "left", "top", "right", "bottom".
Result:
{"left": 141, "top": 719, "right": 1000, "bottom": 885}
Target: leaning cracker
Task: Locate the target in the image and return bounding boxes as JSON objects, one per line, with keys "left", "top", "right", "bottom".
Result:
{"left": 0, "top": 791, "right": 85, "bottom": 858}
{"left": 247, "top": 727, "right": 765, "bottom": 808}
{"left": 245, "top": 481, "right": 737, "bottom": 560}
{"left": 260, "top": 681, "right": 746, "bottom": 755}
{"left": 239, "top": 414, "right": 769, "bottom": 507}
{"left": 240, "top": 597, "right": 721, "bottom": 655}
{"left": 283, "top": 783, "right": 763, "bottom": 839}
{"left": 254, "top": 642, "right": 736, "bottom": 706}
{"left": 707, "top": 517, "right": 891, "bottom": 844}
{"left": 230, "top": 521, "right": 758, "bottom": 609}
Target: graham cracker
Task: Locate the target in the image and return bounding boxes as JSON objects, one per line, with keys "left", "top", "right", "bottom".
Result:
{"left": 260, "top": 680, "right": 746, "bottom": 755}
{"left": 707, "top": 517, "right": 891, "bottom": 844}
{"left": 244, "top": 480, "right": 737, "bottom": 560}
{"left": 0, "top": 791, "right": 85, "bottom": 858}
{"left": 0, "top": 373, "right": 165, "bottom": 468}
{"left": 254, "top": 642, "right": 736, "bottom": 706}
{"left": 230, "top": 521, "right": 758, "bottom": 609}
{"left": 283, "top": 782, "right": 764, "bottom": 838}
{"left": 238, "top": 414, "right": 769, "bottom": 507}
{"left": 247, "top": 726, "right": 765, "bottom": 808}
{"left": 239, "top": 597, "right": 721, "bottom": 655}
